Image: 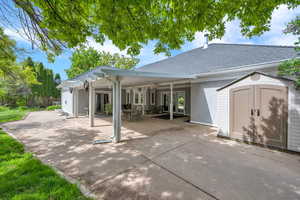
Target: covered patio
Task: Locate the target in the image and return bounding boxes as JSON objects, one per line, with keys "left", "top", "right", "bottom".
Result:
{"left": 60, "top": 66, "right": 195, "bottom": 143}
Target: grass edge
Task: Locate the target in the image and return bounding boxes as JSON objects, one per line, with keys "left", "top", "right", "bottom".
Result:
{"left": 1, "top": 121, "right": 97, "bottom": 199}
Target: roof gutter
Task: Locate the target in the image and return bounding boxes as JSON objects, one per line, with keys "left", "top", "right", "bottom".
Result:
{"left": 101, "top": 68, "right": 196, "bottom": 79}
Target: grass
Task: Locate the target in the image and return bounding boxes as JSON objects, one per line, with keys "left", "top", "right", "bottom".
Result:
{"left": 0, "top": 107, "right": 42, "bottom": 123}
{"left": 0, "top": 109, "right": 28, "bottom": 123}
{"left": 0, "top": 130, "right": 91, "bottom": 200}
{"left": 0, "top": 106, "right": 91, "bottom": 200}
{"left": 46, "top": 105, "right": 61, "bottom": 111}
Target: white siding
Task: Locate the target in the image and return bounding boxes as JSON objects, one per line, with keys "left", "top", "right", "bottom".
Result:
{"left": 287, "top": 84, "right": 300, "bottom": 152}
{"left": 191, "top": 80, "right": 232, "bottom": 126}
{"left": 216, "top": 73, "right": 300, "bottom": 152}
{"left": 61, "top": 88, "right": 74, "bottom": 115}
{"left": 78, "top": 89, "right": 89, "bottom": 115}
{"left": 216, "top": 89, "right": 229, "bottom": 135}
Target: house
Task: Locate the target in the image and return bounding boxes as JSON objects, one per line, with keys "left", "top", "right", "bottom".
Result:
{"left": 58, "top": 42, "right": 300, "bottom": 153}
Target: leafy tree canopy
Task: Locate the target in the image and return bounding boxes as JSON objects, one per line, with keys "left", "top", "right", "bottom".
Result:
{"left": 66, "top": 46, "right": 139, "bottom": 79}
{"left": 0, "top": 26, "right": 60, "bottom": 106}
{"left": 3, "top": 0, "right": 299, "bottom": 58}
{"left": 0, "top": 27, "right": 17, "bottom": 77}
{"left": 0, "top": 27, "right": 37, "bottom": 84}
{"left": 279, "top": 16, "right": 300, "bottom": 88}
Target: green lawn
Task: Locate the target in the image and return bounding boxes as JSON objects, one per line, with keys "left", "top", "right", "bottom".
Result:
{"left": 0, "top": 107, "right": 92, "bottom": 200}
{"left": 0, "top": 109, "right": 28, "bottom": 123}
{"left": 0, "top": 107, "right": 44, "bottom": 123}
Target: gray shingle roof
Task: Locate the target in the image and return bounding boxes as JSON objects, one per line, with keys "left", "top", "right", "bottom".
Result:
{"left": 137, "top": 43, "right": 299, "bottom": 75}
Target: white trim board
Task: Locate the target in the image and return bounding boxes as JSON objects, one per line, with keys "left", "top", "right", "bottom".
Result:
{"left": 190, "top": 120, "right": 218, "bottom": 127}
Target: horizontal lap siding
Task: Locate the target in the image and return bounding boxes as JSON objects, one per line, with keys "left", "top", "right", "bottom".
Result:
{"left": 191, "top": 80, "right": 232, "bottom": 126}
{"left": 288, "top": 85, "right": 300, "bottom": 152}
{"left": 216, "top": 89, "right": 229, "bottom": 136}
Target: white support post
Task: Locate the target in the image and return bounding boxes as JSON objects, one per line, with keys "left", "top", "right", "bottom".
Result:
{"left": 112, "top": 78, "right": 121, "bottom": 143}
{"left": 142, "top": 87, "right": 145, "bottom": 115}
{"left": 170, "top": 83, "right": 174, "bottom": 120}
{"left": 89, "top": 82, "right": 95, "bottom": 127}
{"left": 112, "top": 81, "right": 116, "bottom": 138}
{"left": 74, "top": 88, "right": 79, "bottom": 118}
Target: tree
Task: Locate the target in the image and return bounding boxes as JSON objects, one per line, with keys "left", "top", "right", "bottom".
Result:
{"left": 29, "top": 62, "right": 61, "bottom": 106}
{"left": 18, "top": 57, "right": 61, "bottom": 106}
{"left": 1, "top": 1, "right": 299, "bottom": 57}
{"left": 0, "top": 28, "right": 39, "bottom": 106}
{"left": 278, "top": 16, "right": 300, "bottom": 88}
{"left": 66, "top": 47, "right": 139, "bottom": 79}
{"left": 0, "top": 27, "right": 17, "bottom": 77}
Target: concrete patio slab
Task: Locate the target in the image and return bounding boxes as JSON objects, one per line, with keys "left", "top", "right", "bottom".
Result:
{"left": 2, "top": 111, "right": 300, "bottom": 200}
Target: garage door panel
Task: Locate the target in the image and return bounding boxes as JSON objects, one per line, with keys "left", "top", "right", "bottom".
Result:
{"left": 255, "top": 85, "right": 288, "bottom": 148}
{"left": 230, "top": 84, "right": 288, "bottom": 149}
{"left": 230, "top": 86, "right": 254, "bottom": 142}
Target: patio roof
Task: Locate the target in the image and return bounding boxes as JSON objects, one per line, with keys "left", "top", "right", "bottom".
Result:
{"left": 58, "top": 66, "right": 196, "bottom": 88}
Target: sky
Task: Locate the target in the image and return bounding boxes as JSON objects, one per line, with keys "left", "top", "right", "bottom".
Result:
{"left": 3, "top": 5, "right": 300, "bottom": 80}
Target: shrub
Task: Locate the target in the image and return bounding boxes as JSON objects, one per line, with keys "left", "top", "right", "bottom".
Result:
{"left": 0, "top": 106, "right": 9, "bottom": 112}
{"left": 17, "top": 106, "right": 28, "bottom": 111}
{"left": 104, "top": 104, "right": 112, "bottom": 115}
{"left": 16, "top": 98, "right": 26, "bottom": 107}
{"left": 46, "top": 105, "right": 61, "bottom": 111}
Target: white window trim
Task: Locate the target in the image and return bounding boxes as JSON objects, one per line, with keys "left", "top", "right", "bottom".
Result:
{"left": 160, "top": 91, "right": 186, "bottom": 114}
{"left": 175, "top": 91, "right": 186, "bottom": 115}
{"left": 133, "top": 88, "right": 144, "bottom": 105}
{"left": 125, "top": 90, "right": 131, "bottom": 104}
{"left": 150, "top": 91, "right": 155, "bottom": 105}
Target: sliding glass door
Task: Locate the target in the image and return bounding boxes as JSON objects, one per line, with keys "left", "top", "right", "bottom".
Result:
{"left": 161, "top": 91, "right": 185, "bottom": 114}
{"left": 175, "top": 91, "right": 185, "bottom": 114}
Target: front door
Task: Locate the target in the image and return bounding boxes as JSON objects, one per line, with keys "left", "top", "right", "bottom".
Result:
{"left": 230, "top": 85, "right": 287, "bottom": 148}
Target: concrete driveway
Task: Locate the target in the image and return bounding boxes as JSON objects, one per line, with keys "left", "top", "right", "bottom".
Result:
{"left": 2, "top": 111, "right": 300, "bottom": 200}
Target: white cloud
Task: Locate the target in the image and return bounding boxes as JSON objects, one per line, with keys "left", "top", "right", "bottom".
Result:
{"left": 136, "top": 41, "right": 167, "bottom": 67}
{"left": 85, "top": 38, "right": 167, "bottom": 68}
{"left": 86, "top": 37, "right": 128, "bottom": 55}
{"left": 3, "top": 28, "right": 30, "bottom": 44}
{"left": 260, "top": 5, "right": 300, "bottom": 46}
{"left": 191, "top": 5, "right": 300, "bottom": 48}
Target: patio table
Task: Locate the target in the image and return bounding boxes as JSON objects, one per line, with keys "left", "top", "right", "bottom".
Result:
{"left": 123, "top": 109, "right": 132, "bottom": 121}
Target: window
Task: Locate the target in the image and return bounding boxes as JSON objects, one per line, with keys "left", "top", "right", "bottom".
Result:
{"left": 134, "top": 91, "right": 139, "bottom": 104}
{"left": 150, "top": 91, "right": 155, "bottom": 105}
{"left": 126, "top": 91, "right": 130, "bottom": 104}
{"left": 134, "top": 88, "right": 144, "bottom": 105}
{"left": 141, "top": 93, "right": 144, "bottom": 104}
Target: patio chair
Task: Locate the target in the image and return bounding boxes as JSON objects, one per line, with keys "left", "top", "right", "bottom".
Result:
{"left": 154, "top": 105, "right": 163, "bottom": 114}
{"left": 131, "top": 105, "right": 143, "bottom": 121}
